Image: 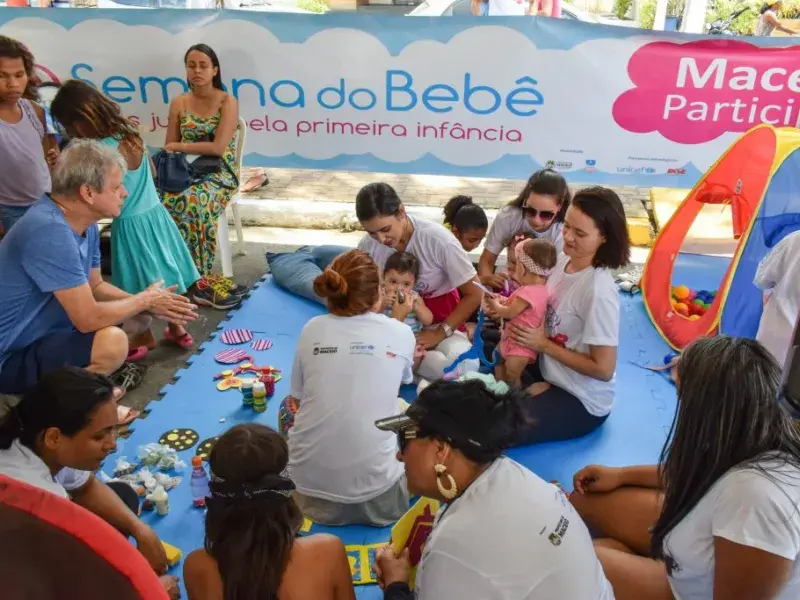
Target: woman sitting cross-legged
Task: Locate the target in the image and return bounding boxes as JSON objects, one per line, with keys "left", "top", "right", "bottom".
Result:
{"left": 374, "top": 379, "right": 613, "bottom": 600}
{"left": 500, "top": 186, "right": 630, "bottom": 445}
{"left": 281, "top": 249, "right": 416, "bottom": 526}
{"left": 570, "top": 335, "right": 800, "bottom": 600}
{"left": 184, "top": 423, "right": 356, "bottom": 600}
{"left": 0, "top": 367, "right": 178, "bottom": 597}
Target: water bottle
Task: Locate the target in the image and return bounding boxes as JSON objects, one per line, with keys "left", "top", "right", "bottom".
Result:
{"left": 190, "top": 455, "right": 210, "bottom": 508}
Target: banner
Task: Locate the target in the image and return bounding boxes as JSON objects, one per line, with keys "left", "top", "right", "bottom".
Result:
{"left": 3, "top": 9, "right": 800, "bottom": 187}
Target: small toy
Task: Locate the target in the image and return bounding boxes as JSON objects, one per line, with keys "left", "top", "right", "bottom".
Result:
{"left": 216, "top": 374, "right": 244, "bottom": 391}
{"left": 161, "top": 541, "right": 183, "bottom": 567}
{"left": 670, "top": 286, "right": 718, "bottom": 320}
{"left": 158, "top": 429, "right": 200, "bottom": 452}
{"left": 190, "top": 456, "right": 210, "bottom": 508}
{"left": 252, "top": 381, "right": 267, "bottom": 413}
{"left": 148, "top": 485, "right": 170, "bottom": 516}
{"left": 220, "top": 328, "right": 254, "bottom": 345}
{"left": 241, "top": 378, "right": 254, "bottom": 406}
{"left": 251, "top": 338, "right": 273, "bottom": 351}
{"left": 214, "top": 363, "right": 282, "bottom": 391}
{"left": 137, "top": 443, "right": 186, "bottom": 471}
{"left": 196, "top": 436, "right": 219, "bottom": 461}
{"left": 215, "top": 348, "right": 252, "bottom": 364}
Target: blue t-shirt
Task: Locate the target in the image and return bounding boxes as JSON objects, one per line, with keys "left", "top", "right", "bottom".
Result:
{"left": 0, "top": 195, "right": 100, "bottom": 368}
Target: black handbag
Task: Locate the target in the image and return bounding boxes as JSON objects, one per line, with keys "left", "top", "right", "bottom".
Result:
{"left": 153, "top": 132, "right": 238, "bottom": 193}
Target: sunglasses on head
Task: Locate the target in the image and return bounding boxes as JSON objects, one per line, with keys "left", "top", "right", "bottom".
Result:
{"left": 522, "top": 206, "right": 556, "bottom": 221}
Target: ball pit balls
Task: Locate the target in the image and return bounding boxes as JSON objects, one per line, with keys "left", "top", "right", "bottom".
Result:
{"left": 673, "top": 286, "right": 691, "bottom": 301}
{"left": 689, "top": 314, "right": 701, "bottom": 321}
{"left": 675, "top": 302, "right": 689, "bottom": 316}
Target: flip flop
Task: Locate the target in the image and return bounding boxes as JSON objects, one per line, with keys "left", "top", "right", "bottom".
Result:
{"left": 117, "top": 405, "right": 141, "bottom": 426}
{"left": 240, "top": 169, "right": 269, "bottom": 193}
{"left": 127, "top": 346, "right": 148, "bottom": 363}
{"left": 163, "top": 327, "right": 194, "bottom": 349}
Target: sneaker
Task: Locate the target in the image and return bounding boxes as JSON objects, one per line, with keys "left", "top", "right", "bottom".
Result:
{"left": 191, "top": 280, "right": 242, "bottom": 310}
{"left": 111, "top": 362, "right": 145, "bottom": 393}
{"left": 205, "top": 274, "right": 249, "bottom": 297}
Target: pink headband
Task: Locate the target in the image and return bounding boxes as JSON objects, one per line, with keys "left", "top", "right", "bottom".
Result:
{"left": 515, "top": 240, "right": 552, "bottom": 277}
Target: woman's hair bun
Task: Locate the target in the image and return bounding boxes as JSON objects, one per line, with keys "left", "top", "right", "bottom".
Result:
{"left": 313, "top": 268, "right": 348, "bottom": 299}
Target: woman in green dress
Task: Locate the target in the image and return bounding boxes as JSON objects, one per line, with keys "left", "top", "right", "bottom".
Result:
{"left": 162, "top": 44, "right": 243, "bottom": 309}
{"left": 51, "top": 80, "right": 201, "bottom": 351}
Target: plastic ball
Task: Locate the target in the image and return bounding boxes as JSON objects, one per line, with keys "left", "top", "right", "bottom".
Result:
{"left": 689, "top": 314, "right": 701, "bottom": 321}
{"left": 664, "top": 352, "right": 679, "bottom": 364}
{"left": 688, "top": 290, "right": 697, "bottom": 300}
{"left": 673, "top": 286, "right": 690, "bottom": 301}
{"left": 675, "top": 302, "right": 689, "bottom": 316}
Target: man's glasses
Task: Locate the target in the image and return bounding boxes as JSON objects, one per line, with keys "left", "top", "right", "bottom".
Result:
{"left": 522, "top": 206, "right": 556, "bottom": 221}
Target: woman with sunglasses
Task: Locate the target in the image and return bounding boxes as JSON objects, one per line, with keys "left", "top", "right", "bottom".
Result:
{"left": 477, "top": 169, "right": 570, "bottom": 291}
{"left": 503, "top": 186, "right": 630, "bottom": 445}
{"left": 373, "top": 379, "right": 613, "bottom": 600}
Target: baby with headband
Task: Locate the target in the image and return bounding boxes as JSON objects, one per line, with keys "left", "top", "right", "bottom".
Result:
{"left": 485, "top": 238, "right": 558, "bottom": 388}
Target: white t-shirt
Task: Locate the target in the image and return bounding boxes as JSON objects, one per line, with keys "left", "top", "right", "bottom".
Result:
{"left": 755, "top": 231, "right": 800, "bottom": 366}
{"left": 540, "top": 254, "right": 620, "bottom": 416}
{"left": 287, "top": 312, "right": 415, "bottom": 503}
{"left": 358, "top": 216, "right": 476, "bottom": 299}
{"left": 665, "top": 455, "right": 800, "bottom": 599}
{"left": 488, "top": 0, "right": 527, "bottom": 15}
{"left": 484, "top": 206, "right": 564, "bottom": 257}
{"left": 416, "top": 457, "right": 613, "bottom": 600}
{"left": 0, "top": 440, "right": 90, "bottom": 498}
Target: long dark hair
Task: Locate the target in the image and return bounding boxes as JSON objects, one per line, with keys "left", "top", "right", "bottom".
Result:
{"left": 184, "top": 44, "right": 223, "bottom": 91}
{"left": 51, "top": 80, "right": 144, "bottom": 154}
{"left": 0, "top": 367, "right": 115, "bottom": 451}
{"left": 0, "top": 35, "right": 39, "bottom": 101}
{"left": 508, "top": 168, "right": 571, "bottom": 222}
{"left": 443, "top": 195, "right": 488, "bottom": 233}
{"left": 204, "top": 424, "right": 303, "bottom": 600}
{"left": 651, "top": 336, "right": 800, "bottom": 571}
{"left": 761, "top": 2, "right": 779, "bottom": 14}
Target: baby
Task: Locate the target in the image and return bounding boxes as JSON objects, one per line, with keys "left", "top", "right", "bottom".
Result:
{"left": 498, "top": 232, "right": 536, "bottom": 298}
{"left": 485, "top": 238, "right": 557, "bottom": 388}
{"left": 382, "top": 252, "right": 434, "bottom": 369}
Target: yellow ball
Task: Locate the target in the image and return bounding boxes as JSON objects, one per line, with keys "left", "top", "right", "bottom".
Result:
{"left": 689, "top": 314, "right": 701, "bottom": 321}
{"left": 673, "top": 285, "right": 691, "bottom": 301}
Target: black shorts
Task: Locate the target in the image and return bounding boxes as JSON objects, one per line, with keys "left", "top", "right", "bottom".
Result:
{"left": 0, "top": 330, "right": 95, "bottom": 395}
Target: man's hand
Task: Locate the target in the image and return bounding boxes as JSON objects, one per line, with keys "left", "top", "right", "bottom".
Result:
{"left": 133, "top": 523, "right": 168, "bottom": 575}
{"left": 416, "top": 327, "right": 446, "bottom": 350}
{"left": 140, "top": 281, "right": 198, "bottom": 326}
{"left": 159, "top": 575, "right": 181, "bottom": 600}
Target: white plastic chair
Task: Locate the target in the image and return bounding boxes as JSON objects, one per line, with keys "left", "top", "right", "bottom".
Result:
{"left": 217, "top": 117, "right": 246, "bottom": 278}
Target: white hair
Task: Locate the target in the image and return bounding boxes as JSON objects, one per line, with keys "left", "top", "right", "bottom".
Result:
{"left": 51, "top": 139, "right": 127, "bottom": 197}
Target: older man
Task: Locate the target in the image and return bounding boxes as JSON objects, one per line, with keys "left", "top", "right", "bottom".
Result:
{"left": 0, "top": 139, "right": 197, "bottom": 395}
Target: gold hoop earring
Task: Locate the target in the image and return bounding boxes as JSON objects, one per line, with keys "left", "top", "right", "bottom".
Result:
{"left": 434, "top": 463, "right": 458, "bottom": 500}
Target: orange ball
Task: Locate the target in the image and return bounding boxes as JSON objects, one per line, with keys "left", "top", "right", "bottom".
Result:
{"left": 675, "top": 302, "right": 689, "bottom": 316}
{"left": 673, "top": 286, "right": 691, "bottom": 301}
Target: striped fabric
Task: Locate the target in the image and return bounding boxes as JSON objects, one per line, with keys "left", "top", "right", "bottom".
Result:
{"left": 251, "top": 339, "right": 273, "bottom": 351}
{"left": 220, "top": 329, "right": 254, "bottom": 345}
{"left": 214, "top": 348, "right": 251, "bottom": 364}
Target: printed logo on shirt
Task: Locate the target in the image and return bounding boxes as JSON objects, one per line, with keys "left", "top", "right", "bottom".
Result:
{"left": 547, "top": 516, "right": 570, "bottom": 546}
{"left": 312, "top": 345, "right": 338, "bottom": 356}
{"left": 386, "top": 351, "right": 397, "bottom": 358}
{"left": 349, "top": 343, "right": 375, "bottom": 355}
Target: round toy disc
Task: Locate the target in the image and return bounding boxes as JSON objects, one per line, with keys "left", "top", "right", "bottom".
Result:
{"left": 215, "top": 349, "right": 251, "bottom": 364}
{"left": 220, "top": 329, "right": 254, "bottom": 345}
{"left": 195, "top": 436, "right": 220, "bottom": 461}
{"left": 158, "top": 428, "right": 199, "bottom": 452}
{"left": 251, "top": 339, "right": 273, "bottom": 351}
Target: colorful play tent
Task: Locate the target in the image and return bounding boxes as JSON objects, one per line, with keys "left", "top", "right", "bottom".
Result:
{"left": 642, "top": 124, "right": 800, "bottom": 350}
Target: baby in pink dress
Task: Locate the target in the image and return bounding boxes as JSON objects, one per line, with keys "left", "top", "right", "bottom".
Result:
{"left": 485, "top": 238, "right": 558, "bottom": 388}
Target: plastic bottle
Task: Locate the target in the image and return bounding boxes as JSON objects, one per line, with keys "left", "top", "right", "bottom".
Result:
{"left": 190, "top": 455, "right": 210, "bottom": 508}
{"left": 241, "top": 378, "right": 254, "bottom": 406}
{"left": 150, "top": 485, "right": 170, "bottom": 516}
{"left": 252, "top": 381, "right": 267, "bottom": 413}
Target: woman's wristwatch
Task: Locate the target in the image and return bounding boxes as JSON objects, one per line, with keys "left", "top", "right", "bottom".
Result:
{"left": 440, "top": 323, "right": 454, "bottom": 338}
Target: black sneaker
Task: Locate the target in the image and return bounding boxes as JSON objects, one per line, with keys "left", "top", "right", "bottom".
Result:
{"left": 204, "top": 275, "right": 249, "bottom": 297}
{"left": 191, "top": 282, "right": 242, "bottom": 310}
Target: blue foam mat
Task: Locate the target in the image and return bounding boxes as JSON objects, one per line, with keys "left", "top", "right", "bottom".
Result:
{"left": 104, "top": 253, "right": 729, "bottom": 598}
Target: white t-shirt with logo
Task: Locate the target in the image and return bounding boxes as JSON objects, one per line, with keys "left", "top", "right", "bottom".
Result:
{"left": 358, "top": 216, "right": 476, "bottom": 299}
{"left": 288, "top": 311, "right": 415, "bottom": 503}
{"left": 540, "top": 254, "right": 619, "bottom": 416}
{"left": 416, "top": 457, "right": 613, "bottom": 600}
{"left": 0, "top": 439, "right": 90, "bottom": 498}
{"left": 488, "top": 0, "right": 527, "bottom": 15}
{"left": 484, "top": 206, "right": 564, "bottom": 257}
{"left": 665, "top": 455, "right": 800, "bottom": 599}
{"left": 754, "top": 231, "right": 800, "bottom": 366}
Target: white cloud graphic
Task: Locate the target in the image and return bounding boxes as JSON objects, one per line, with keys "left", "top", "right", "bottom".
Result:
{"left": 0, "top": 16, "right": 739, "bottom": 172}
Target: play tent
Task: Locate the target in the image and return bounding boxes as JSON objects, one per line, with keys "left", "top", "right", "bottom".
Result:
{"left": 642, "top": 124, "right": 800, "bottom": 350}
